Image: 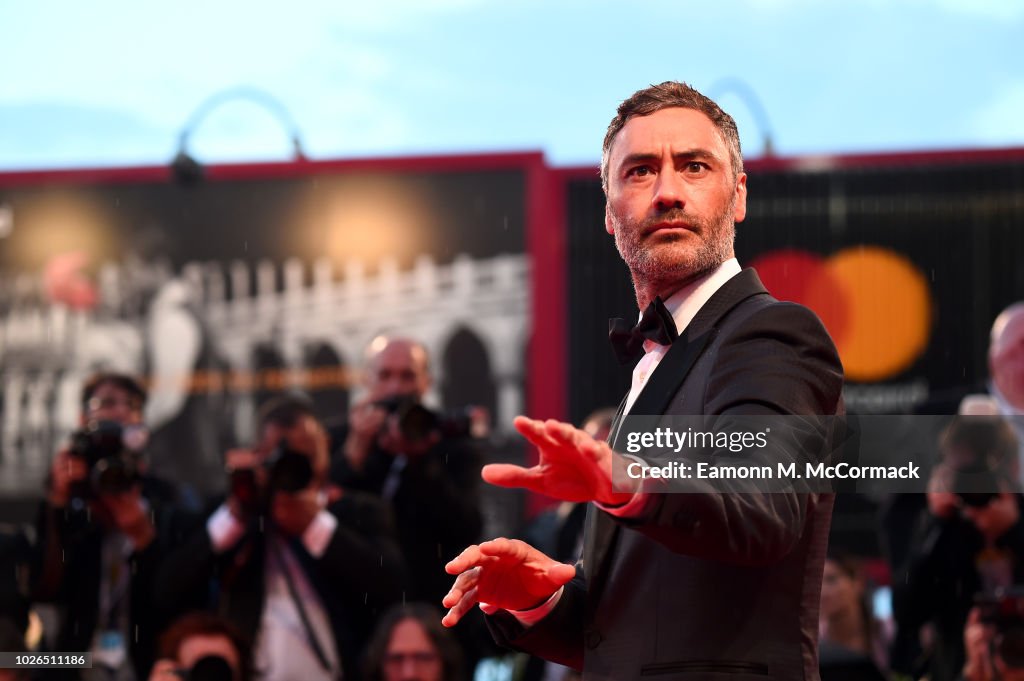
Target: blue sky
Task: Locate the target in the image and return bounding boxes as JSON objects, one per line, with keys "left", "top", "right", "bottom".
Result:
{"left": 1, "top": 0, "right": 1022, "bottom": 170}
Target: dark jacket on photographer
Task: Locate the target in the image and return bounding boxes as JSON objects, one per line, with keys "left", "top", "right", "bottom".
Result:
{"left": 328, "top": 423, "right": 484, "bottom": 606}
{"left": 892, "top": 494, "right": 1024, "bottom": 681}
{"left": 153, "top": 490, "right": 406, "bottom": 681}
{"left": 30, "top": 475, "right": 194, "bottom": 681}
{"left": 0, "top": 525, "right": 32, "bottom": 636}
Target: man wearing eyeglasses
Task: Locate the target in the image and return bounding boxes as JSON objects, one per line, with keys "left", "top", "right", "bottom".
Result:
{"left": 32, "top": 372, "right": 191, "bottom": 681}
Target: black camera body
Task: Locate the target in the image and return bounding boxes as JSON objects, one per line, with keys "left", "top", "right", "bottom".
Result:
{"left": 230, "top": 440, "right": 314, "bottom": 514}
{"left": 68, "top": 420, "right": 144, "bottom": 496}
{"left": 953, "top": 461, "right": 1002, "bottom": 508}
{"left": 174, "top": 654, "right": 234, "bottom": 681}
{"left": 374, "top": 395, "right": 476, "bottom": 447}
{"left": 264, "top": 442, "right": 314, "bottom": 494}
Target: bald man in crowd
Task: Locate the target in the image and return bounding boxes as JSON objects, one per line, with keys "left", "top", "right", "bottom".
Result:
{"left": 330, "top": 337, "right": 484, "bottom": 607}
{"left": 988, "top": 303, "right": 1024, "bottom": 478}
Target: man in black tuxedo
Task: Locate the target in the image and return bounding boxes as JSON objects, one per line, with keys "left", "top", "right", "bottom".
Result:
{"left": 442, "top": 82, "right": 844, "bottom": 681}
{"left": 155, "top": 396, "right": 406, "bottom": 681}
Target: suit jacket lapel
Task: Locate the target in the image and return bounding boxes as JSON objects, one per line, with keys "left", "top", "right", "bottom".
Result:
{"left": 617, "top": 327, "right": 718, "bottom": 424}
{"left": 586, "top": 269, "right": 771, "bottom": 599}
{"left": 585, "top": 326, "right": 716, "bottom": 600}
{"left": 606, "top": 392, "right": 629, "bottom": 451}
{"left": 583, "top": 395, "right": 628, "bottom": 599}
{"left": 613, "top": 268, "right": 769, "bottom": 425}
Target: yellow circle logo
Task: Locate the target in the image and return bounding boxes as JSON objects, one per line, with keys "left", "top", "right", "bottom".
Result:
{"left": 751, "top": 247, "right": 932, "bottom": 383}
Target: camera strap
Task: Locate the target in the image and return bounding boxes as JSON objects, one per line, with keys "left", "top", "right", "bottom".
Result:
{"left": 266, "top": 534, "right": 333, "bottom": 673}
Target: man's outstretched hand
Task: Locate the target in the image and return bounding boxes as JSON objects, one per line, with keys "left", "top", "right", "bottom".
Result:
{"left": 482, "top": 416, "right": 634, "bottom": 506}
{"left": 441, "top": 538, "right": 576, "bottom": 627}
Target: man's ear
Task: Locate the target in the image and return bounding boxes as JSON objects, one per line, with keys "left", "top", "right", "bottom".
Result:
{"left": 733, "top": 173, "right": 748, "bottom": 224}
{"left": 605, "top": 204, "right": 614, "bottom": 235}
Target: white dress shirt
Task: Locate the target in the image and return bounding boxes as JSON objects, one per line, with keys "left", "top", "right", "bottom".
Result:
{"left": 207, "top": 503, "right": 341, "bottom": 680}
{"left": 623, "top": 258, "right": 742, "bottom": 414}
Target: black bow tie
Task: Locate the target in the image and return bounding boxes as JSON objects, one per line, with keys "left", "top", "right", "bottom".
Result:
{"left": 608, "top": 296, "right": 679, "bottom": 365}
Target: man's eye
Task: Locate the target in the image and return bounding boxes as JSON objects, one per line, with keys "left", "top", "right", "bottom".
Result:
{"left": 686, "top": 162, "right": 707, "bottom": 173}
{"left": 627, "top": 166, "right": 652, "bottom": 178}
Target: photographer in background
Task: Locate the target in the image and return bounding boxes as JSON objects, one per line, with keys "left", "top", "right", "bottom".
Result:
{"left": 31, "top": 372, "right": 186, "bottom": 681}
{"left": 156, "top": 395, "right": 405, "bottom": 681}
{"left": 894, "top": 416, "right": 1024, "bottom": 681}
{"left": 0, "top": 524, "right": 31, "bottom": 646}
{"left": 147, "top": 612, "right": 252, "bottom": 681}
{"left": 961, "top": 598, "right": 1024, "bottom": 681}
{"left": 362, "top": 602, "right": 465, "bottom": 681}
{"left": 330, "top": 337, "right": 484, "bottom": 608}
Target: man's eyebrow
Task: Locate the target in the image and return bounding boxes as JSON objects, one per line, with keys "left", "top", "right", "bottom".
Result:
{"left": 673, "top": 148, "right": 718, "bottom": 162}
{"left": 618, "top": 148, "right": 722, "bottom": 169}
{"left": 619, "top": 152, "right": 660, "bottom": 169}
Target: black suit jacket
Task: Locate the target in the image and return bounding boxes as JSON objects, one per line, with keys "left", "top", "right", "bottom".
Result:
{"left": 0, "top": 525, "right": 31, "bottom": 634}
{"left": 489, "top": 269, "right": 844, "bottom": 681}
{"left": 30, "top": 477, "right": 190, "bottom": 681}
{"left": 329, "top": 428, "right": 484, "bottom": 605}
{"left": 154, "top": 490, "right": 406, "bottom": 681}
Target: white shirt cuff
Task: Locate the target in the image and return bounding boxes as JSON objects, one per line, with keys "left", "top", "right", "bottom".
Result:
{"left": 595, "top": 454, "right": 655, "bottom": 518}
{"left": 206, "top": 504, "right": 246, "bottom": 553}
{"left": 301, "top": 510, "right": 338, "bottom": 558}
{"left": 481, "top": 586, "right": 564, "bottom": 627}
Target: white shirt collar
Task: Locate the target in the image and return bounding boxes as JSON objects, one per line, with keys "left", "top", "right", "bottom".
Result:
{"left": 641, "top": 258, "right": 742, "bottom": 337}
{"left": 991, "top": 380, "right": 1024, "bottom": 418}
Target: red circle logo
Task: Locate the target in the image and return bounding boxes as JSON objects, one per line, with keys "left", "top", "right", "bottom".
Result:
{"left": 750, "top": 247, "right": 932, "bottom": 382}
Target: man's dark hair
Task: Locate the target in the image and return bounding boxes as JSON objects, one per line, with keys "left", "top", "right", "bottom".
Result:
{"left": 601, "top": 81, "right": 743, "bottom": 192}
{"left": 158, "top": 611, "right": 254, "bottom": 681}
{"left": 257, "top": 393, "right": 317, "bottom": 429}
{"left": 80, "top": 372, "right": 147, "bottom": 412}
{"left": 363, "top": 602, "right": 464, "bottom": 681}
{"left": 822, "top": 550, "right": 884, "bottom": 673}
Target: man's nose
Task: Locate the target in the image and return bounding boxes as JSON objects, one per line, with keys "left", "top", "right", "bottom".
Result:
{"left": 399, "top": 660, "right": 419, "bottom": 679}
{"left": 652, "top": 171, "right": 686, "bottom": 211}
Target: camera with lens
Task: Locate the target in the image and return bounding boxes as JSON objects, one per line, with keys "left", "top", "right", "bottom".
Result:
{"left": 229, "top": 439, "right": 314, "bottom": 514}
{"left": 68, "top": 420, "right": 146, "bottom": 497}
{"left": 173, "top": 654, "right": 234, "bottom": 681}
{"left": 976, "top": 588, "right": 1024, "bottom": 669}
{"left": 952, "top": 460, "right": 1002, "bottom": 508}
{"left": 374, "top": 395, "right": 478, "bottom": 448}
{"left": 940, "top": 415, "right": 1019, "bottom": 509}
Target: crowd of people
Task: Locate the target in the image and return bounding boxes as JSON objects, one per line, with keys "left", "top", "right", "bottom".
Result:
{"left": 1, "top": 79, "right": 1023, "bottom": 681}
{"left": 0, "top": 336, "right": 494, "bottom": 681}
{"left": 2, "top": 309, "right": 1020, "bottom": 681}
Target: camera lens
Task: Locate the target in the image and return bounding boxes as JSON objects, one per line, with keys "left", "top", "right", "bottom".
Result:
{"left": 267, "top": 449, "right": 313, "bottom": 493}
{"left": 92, "top": 456, "right": 137, "bottom": 495}
{"left": 187, "top": 655, "right": 234, "bottom": 681}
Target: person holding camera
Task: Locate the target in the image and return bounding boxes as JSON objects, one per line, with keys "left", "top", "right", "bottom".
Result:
{"left": 147, "top": 612, "right": 253, "bottom": 681}
{"left": 31, "top": 372, "right": 188, "bottom": 681}
{"left": 893, "top": 416, "right": 1024, "bottom": 681}
{"left": 155, "top": 395, "right": 406, "bottom": 681}
{"left": 330, "top": 337, "right": 484, "bottom": 609}
{"left": 961, "top": 604, "right": 1024, "bottom": 681}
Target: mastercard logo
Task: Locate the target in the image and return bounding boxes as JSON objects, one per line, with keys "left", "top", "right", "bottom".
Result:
{"left": 749, "top": 247, "right": 933, "bottom": 383}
